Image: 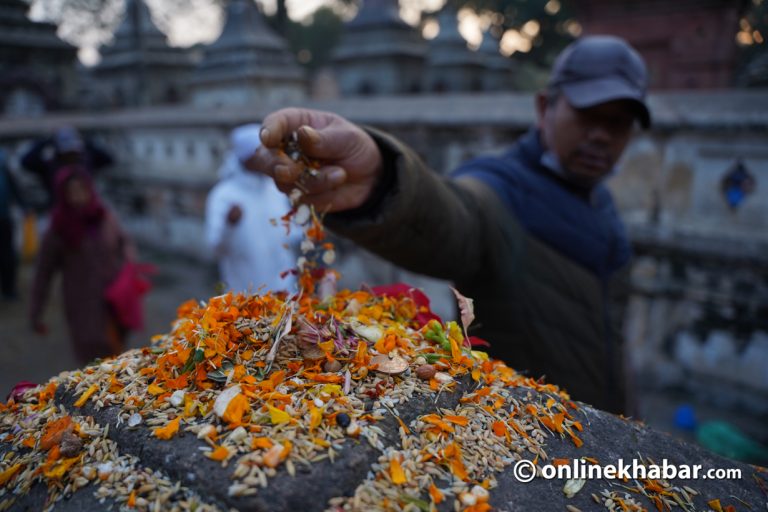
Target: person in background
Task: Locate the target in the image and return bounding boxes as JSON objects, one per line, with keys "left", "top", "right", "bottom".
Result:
{"left": 29, "top": 166, "right": 133, "bottom": 364}
{"left": 251, "top": 36, "right": 651, "bottom": 414}
{"left": 0, "top": 150, "right": 28, "bottom": 301}
{"left": 20, "top": 126, "right": 114, "bottom": 208}
{"left": 205, "top": 124, "right": 297, "bottom": 294}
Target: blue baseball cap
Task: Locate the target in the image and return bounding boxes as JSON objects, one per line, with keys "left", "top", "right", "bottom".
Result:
{"left": 549, "top": 35, "right": 651, "bottom": 129}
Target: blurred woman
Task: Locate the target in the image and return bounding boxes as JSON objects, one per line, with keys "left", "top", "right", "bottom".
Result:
{"left": 29, "top": 166, "right": 133, "bottom": 364}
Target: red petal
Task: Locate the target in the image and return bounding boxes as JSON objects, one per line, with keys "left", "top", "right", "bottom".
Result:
{"left": 469, "top": 336, "right": 491, "bottom": 347}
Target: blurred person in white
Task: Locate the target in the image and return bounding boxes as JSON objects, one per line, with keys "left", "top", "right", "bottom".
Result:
{"left": 205, "top": 124, "right": 297, "bottom": 294}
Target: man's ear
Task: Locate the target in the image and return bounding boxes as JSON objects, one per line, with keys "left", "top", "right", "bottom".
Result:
{"left": 535, "top": 92, "right": 548, "bottom": 128}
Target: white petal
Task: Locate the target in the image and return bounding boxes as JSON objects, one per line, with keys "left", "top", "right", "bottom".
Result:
{"left": 213, "top": 385, "right": 242, "bottom": 419}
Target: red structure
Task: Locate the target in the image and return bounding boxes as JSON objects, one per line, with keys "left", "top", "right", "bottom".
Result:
{"left": 575, "top": 0, "right": 749, "bottom": 89}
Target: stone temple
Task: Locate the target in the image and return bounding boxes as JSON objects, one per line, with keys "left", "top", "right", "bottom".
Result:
{"left": 188, "top": 0, "right": 306, "bottom": 108}
{"left": 0, "top": 0, "right": 78, "bottom": 116}
{"left": 92, "top": 0, "right": 196, "bottom": 107}
{"left": 332, "top": 0, "right": 515, "bottom": 96}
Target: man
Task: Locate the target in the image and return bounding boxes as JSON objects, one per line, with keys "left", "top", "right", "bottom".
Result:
{"left": 205, "top": 124, "right": 297, "bottom": 294}
{"left": 252, "top": 36, "right": 651, "bottom": 413}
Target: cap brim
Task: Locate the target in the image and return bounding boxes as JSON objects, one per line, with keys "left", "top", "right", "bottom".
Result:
{"left": 561, "top": 77, "right": 651, "bottom": 129}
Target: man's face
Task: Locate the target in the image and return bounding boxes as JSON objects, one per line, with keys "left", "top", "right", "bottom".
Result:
{"left": 537, "top": 93, "right": 636, "bottom": 186}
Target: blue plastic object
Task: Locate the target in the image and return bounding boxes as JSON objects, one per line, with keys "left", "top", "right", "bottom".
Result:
{"left": 674, "top": 404, "right": 698, "bottom": 431}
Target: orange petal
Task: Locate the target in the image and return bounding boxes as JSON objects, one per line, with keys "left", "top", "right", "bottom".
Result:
{"left": 390, "top": 457, "right": 407, "bottom": 485}
{"left": 153, "top": 416, "right": 181, "bottom": 440}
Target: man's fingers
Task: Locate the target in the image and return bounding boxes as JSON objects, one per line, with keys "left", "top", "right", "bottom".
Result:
{"left": 260, "top": 108, "right": 309, "bottom": 148}
{"left": 274, "top": 163, "right": 303, "bottom": 185}
{"left": 272, "top": 164, "right": 347, "bottom": 196}
{"left": 301, "top": 184, "right": 369, "bottom": 213}
{"left": 260, "top": 108, "right": 333, "bottom": 148}
{"left": 248, "top": 147, "right": 292, "bottom": 177}
{"left": 297, "top": 125, "right": 356, "bottom": 160}
{"left": 296, "top": 166, "right": 347, "bottom": 194}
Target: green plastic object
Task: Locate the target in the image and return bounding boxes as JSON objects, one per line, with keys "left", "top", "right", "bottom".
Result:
{"left": 696, "top": 421, "right": 768, "bottom": 465}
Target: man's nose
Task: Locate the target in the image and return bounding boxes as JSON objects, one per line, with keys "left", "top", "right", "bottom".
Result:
{"left": 586, "top": 122, "right": 613, "bottom": 144}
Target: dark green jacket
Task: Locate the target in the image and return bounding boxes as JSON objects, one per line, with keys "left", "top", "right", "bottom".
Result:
{"left": 326, "top": 129, "right": 630, "bottom": 414}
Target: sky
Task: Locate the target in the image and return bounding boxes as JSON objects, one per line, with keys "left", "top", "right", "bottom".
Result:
{"left": 30, "top": 0, "right": 453, "bottom": 65}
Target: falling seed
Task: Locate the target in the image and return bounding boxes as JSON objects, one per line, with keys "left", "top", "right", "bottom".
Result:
{"left": 294, "top": 204, "right": 311, "bottom": 225}
{"left": 322, "top": 250, "right": 336, "bottom": 265}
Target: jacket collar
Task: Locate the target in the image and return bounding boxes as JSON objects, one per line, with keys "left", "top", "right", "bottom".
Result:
{"left": 515, "top": 128, "right": 608, "bottom": 203}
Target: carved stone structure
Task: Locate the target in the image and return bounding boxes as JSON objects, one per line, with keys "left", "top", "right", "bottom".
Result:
{"left": 478, "top": 29, "right": 514, "bottom": 92}
{"left": 333, "top": 1, "right": 513, "bottom": 96}
{"left": 0, "top": 0, "right": 78, "bottom": 116}
{"left": 189, "top": 0, "right": 306, "bottom": 107}
{"left": 424, "top": 8, "right": 486, "bottom": 93}
{"left": 92, "top": 0, "right": 196, "bottom": 107}
{"left": 332, "top": 0, "right": 427, "bottom": 96}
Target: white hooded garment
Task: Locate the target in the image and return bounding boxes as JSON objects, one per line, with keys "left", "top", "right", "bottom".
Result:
{"left": 205, "top": 152, "right": 297, "bottom": 294}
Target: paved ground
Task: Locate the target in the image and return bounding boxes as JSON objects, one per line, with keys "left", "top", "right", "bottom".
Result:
{"left": 0, "top": 251, "right": 217, "bottom": 398}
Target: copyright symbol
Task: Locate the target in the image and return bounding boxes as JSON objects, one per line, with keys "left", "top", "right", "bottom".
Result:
{"left": 513, "top": 459, "right": 536, "bottom": 483}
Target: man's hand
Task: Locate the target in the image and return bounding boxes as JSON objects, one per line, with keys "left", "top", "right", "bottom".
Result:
{"left": 226, "top": 204, "right": 243, "bottom": 225}
{"left": 249, "top": 108, "right": 383, "bottom": 212}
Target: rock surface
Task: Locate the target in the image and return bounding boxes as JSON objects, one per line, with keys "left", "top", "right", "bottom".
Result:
{"left": 2, "top": 375, "right": 765, "bottom": 512}
{"left": 1, "top": 286, "right": 765, "bottom": 512}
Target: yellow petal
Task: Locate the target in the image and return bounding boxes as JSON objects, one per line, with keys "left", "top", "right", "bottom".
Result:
{"left": 390, "top": 457, "right": 406, "bottom": 485}
{"left": 267, "top": 404, "right": 291, "bottom": 424}
{"left": 74, "top": 384, "right": 99, "bottom": 407}
{"left": 147, "top": 383, "right": 165, "bottom": 396}
{"left": 43, "top": 456, "right": 81, "bottom": 479}
{"left": 0, "top": 463, "right": 23, "bottom": 486}
{"left": 309, "top": 406, "right": 323, "bottom": 431}
{"left": 318, "top": 340, "right": 335, "bottom": 353}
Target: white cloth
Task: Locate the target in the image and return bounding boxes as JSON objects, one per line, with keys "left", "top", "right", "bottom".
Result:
{"left": 205, "top": 154, "right": 296, "bottom": 294}
{"left": 231, "top": 124, "right": 263, "bottom": 163}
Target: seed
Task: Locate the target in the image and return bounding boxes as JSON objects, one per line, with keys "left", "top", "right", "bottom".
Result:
{"left": 336, "top": 413, "right": 351, "bottom": 428}
{"left": 415, "top": 364, "right": 437, "bottom": 380}
{"left": 59, "top": 432, "right": 83, "bottom": 457}
{"left": 323, "top": 360, "right": 342, "bottom": 373}
{"left": 346, "top": 421, "right": 361, "bottom": 437}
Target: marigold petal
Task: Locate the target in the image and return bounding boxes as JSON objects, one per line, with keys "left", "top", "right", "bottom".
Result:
{"left": 154, "top": 416, "right": 181, "bottom": 440}
{"left": 428, "top": 483, "right": 444, "bottom": 504}
{"left": 74, "top": 384, "right": 99, "bottom": 407}
{"left": 208, "top": 445, "right": 230, "bottom": 461}
{"left": 390, "top": 457, "right": 407, "bottom": 485}
{"left": 267, "top": 404, "right": 292, "bottom": 424}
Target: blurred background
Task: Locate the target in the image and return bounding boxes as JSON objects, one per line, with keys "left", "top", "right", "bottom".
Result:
{"left": 0, "top": 0, "right": 766, "bottom": 463}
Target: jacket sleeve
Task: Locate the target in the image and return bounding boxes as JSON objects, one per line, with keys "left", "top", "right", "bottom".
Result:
{"left": 324, "top": 128, "right": 520, "bottom": 286}
{"left": 29, "top": 231, "right": 62, "bottom": 324}
{"left": 205, "top": 187, "right": 235, "bottom": 257}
